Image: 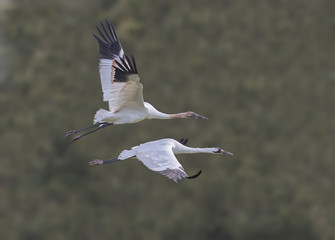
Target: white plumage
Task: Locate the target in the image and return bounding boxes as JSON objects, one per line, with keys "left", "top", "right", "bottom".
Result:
{"left": 89, "top": 138, "right": 233, "bottom": 183}
{"left": 65, "top": 20, "right": 207, "bottom": 142}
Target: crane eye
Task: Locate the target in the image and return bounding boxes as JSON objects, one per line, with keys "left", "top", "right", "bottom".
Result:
{"left": 214, "top": 148, "right": 222, "bottom": 153}
{"left": 187, "top": 112, "right": 196, "bottom": 118}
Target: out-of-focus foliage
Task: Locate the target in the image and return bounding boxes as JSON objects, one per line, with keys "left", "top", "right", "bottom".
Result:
{"left": 1, "top": 0, "right": 335, "bottom": 239}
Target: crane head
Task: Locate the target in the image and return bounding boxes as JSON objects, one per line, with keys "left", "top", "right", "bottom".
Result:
{"left": 214, "top": 147, "right": 233, "bottom": 155}
{"left": 185, "top": 111, "right": 209, "bottom": 120}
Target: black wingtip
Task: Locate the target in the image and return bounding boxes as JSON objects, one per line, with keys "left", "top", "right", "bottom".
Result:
{"left": 115, "top": 59, "right": 128, "bottom": 72}
{"left": 120, "top": 57, "right": 130, "bottom": 71}
{"left": 125, "top": 55, "right": 134, "bottom": 72}
{"left": 179, "top": 138, "right": 189, "bottom": 145}
{"left": 186, "top": 170, "right": 202, "bottom": 179}
{"left": 93, "top": 20, "right": 122, "bottom": 59}
{"left": 95, "top": 25, "right": 109, "bottom": 43}
{"left": 131, "top": 55, "right": 138, "bottom": 73}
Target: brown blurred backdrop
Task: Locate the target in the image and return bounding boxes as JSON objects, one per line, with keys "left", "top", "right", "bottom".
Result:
{"left": 1, "top": 0, "right": 334, "bottom": 239}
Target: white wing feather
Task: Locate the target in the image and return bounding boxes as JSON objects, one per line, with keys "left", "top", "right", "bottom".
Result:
{"left": 136, "top": 147, "right": 188, "bottom": 182}
{"left": 99, "top": 58, "right": 118, "bottom": 101}
{"left": 94, "top": 21, "right": 144, "bottom": 113}
{"left": 107, "top": 76, "right": 144, "bottom": 112}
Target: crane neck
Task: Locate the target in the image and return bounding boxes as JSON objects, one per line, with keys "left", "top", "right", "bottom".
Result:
{"left": 175, "top": 146, "right": 215, "bottom": 154}
{"left": 144, "top": 102, "right": 175, "bottom": 119}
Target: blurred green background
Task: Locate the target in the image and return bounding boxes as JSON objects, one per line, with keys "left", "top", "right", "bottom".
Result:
{"left": 1, "top": 0, "right": 335, "bottom": 239}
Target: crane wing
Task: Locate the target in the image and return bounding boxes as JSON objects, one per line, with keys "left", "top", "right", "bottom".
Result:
{"left": 93, "top": 20, "right": 144, "bottom": 112}
{"left": 136, "top": 148, "right": 188, "bottom": 183}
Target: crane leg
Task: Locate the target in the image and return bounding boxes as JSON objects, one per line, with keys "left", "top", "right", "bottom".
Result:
{"left": 65, "top": 123, "right": 99, "bottom": 137}
{"left": 69, "top": 123, "right": 114, "bottom": 142}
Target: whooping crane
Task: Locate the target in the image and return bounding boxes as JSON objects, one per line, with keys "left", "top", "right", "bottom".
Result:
{"left": 89, "top": 138, "right": 233, "bottom": 183}
{"left": 65, "top": 20, "right": 208, "bottom": 142}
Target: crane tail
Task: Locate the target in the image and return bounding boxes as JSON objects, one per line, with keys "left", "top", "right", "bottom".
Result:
{"left": 186, "top": 170, "right": 202, "bottom": 179}
{"left": 94, "top": 109, "right": 111, "bottom": 124}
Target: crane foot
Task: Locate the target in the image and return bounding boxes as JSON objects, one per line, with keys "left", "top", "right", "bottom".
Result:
{"left": 71, "top": 135, "right": 82, "bottom": 142}
{"left": 89, "top": 159, "right": 104, "bottom": 165}
{"left": 65, "top": 130, "right": 77, "bottom": 137}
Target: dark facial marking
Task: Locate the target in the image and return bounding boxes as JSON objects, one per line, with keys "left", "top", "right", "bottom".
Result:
{"left": 214, "top": 148, "right": 222, "bottom": 153}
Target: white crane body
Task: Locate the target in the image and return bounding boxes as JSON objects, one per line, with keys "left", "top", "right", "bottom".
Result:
{"left": 66, "top": 20, "right": 207, "bottom": 142}
{"left": 89, "top": 138, "right": 233, "bottom": 183}
{"left": 94, "top": 102, "right": 173, "bottom": 125}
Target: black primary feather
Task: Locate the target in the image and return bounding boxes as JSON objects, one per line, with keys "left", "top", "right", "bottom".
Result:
{"left": 115, "top": 59, "right": 128, "bottom": 72}
{"left": 113, "top": 56, "right": 138, "bottom": 82}
{"left": 120, "top": 57, "right": 131, "bottom": 72}
{"left": 131, "top": 55, "right": 138, "bottom": 73}
{"left": 186, "top": 170, "right": 202, "bottom": 179}
{"left": 179, "top": 138, "right": 188, "bottom": 145}
{"left": 93, "top": 20, "right": 122, "bottom": 59}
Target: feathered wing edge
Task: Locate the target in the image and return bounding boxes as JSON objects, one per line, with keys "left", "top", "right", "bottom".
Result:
{"left": 157, "top": 167, "right": 202, "bottom": 183}
{"left": 157, "top": 167, "right": 189, "bottom": 183}
{"left": 93, "top": 20, "right": 139, "bottom": 83}
{"left": 93, "top": 20, "right": 123, "bottom": 59}
{"left": 113, "top": 55, "right": 138, "bottom": 82}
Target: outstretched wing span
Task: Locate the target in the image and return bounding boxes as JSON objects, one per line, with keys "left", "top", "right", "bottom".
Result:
{"left": 93, "top": 20, "right": 144, "bottom": 112}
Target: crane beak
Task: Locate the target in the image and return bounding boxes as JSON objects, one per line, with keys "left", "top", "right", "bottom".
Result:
{"left": 222, "top": 150, "right": 233, "bottom": 155}
{"left": 195, "top": 114, "right": 209, "bottom": 120}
